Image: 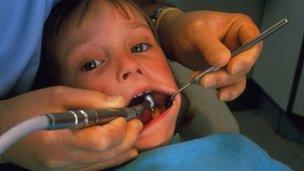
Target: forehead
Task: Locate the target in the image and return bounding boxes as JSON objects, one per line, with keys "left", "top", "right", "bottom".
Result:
{"left": 58, "top": 0, "right": 149, "bottom": 43}
{"left": 55, "top": 0, "right": 151, "bottom": 60}
{"left": 72, "top": 0, "right": 147, "bottom": 29}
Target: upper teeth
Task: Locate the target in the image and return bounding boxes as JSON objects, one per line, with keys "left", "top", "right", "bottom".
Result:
{"left": 133, "top": 90, "right": 152, "bottom": 98}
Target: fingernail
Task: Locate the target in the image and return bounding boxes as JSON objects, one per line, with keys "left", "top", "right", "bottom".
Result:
{"left": 136, "top": 120, "right": 144, "bottom": 130}
{"left": 203, "top": 77, "right": 216, "bottom": 88}
{"left": 106, "top": 96, "right": 125, "bottom": 107}
{"left": 130, "top": 149, "right": 139, "bottom": 158}
{"left": 129, "top": 119, "right": 144, "bottom": 133}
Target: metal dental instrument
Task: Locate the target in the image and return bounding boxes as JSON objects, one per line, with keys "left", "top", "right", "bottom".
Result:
{"left": 46, "top": 94, "right": 155, "bottom": 130}
{"left": 169, "top": 18, "right": 288, "bottom": 102}
{"left": 46, "top": 103, "right": 147, "bottom": 130}
{"left": 145, "top": 94, "right": 156, "bottom": 111}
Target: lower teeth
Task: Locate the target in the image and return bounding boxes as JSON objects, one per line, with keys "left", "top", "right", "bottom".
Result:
{"left": 151, "top": 108, "right": 162, "bottom": 119}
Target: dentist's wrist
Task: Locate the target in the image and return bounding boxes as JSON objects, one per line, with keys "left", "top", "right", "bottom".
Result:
{"left": 150, "top": 7, "right": 183, "bottom": 31}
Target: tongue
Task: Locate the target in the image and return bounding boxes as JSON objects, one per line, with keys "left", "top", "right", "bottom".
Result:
{"left": 136, "top": 108, "right": 164, "bottom": 125}
{"left": 137, "top": 110, "right": 152, "bottom": 124}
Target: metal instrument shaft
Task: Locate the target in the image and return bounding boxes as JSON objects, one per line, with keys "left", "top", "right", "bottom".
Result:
{"left": 170, "top": 18, "right": 288, "bottom": 102}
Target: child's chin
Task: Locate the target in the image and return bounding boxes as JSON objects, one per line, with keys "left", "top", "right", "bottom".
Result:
{"left": 134, "top": 95, "right": 181, "bottom": 151}
{"left": 134, "top": 133, "right": 173, "bottom": 152}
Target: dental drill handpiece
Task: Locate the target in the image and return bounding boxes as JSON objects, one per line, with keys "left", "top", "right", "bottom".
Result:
{"left": 0, "top": 95, "right": 156, "bottom": 154}
{"left": 45, "top": 94, "right": 155, "bottom": 130}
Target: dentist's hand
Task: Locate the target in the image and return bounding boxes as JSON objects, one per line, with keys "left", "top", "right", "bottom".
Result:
{"left": 158, "top": 10, "right": 262, "bottom": 101}
{"left": 0, "top": 86, "right": 143, "bottom": 170}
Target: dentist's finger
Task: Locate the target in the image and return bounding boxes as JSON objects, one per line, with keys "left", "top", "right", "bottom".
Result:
{"left": 71, "top": 119, "right": 143, "bottom": 164}
{"left": 72, "top": 118, "right": 127, "bottom": 152}
{"left": 224, "top": 18, "right": 262, "bottom": 74}
{"left": 226, "top": 42, "right": 262, "bottom": 75}
{"left": 197, "top": 67, "right": 250, "bottom": 88}
{"left": 50, "top": 86, "right": 126, "bottom": 109}
{"left": 217, "top": 77, "right": 247, "bottom": 101}
{"left": 188, "top": 21, "right": 231, "bottom": 67}
{"left": 90, "top": 119, "right": 143, "bottom": 161}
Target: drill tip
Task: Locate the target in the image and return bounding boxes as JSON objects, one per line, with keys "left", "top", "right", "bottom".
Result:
{"left": 144, "top": 94, "right": 155, "bottom": 110}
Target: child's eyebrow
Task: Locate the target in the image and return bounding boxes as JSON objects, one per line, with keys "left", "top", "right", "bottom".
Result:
{"left": 129, "top": 22, "right": 151, "bottom": 31}
{"left": 64, "top": 21, "right": 152, "bottom": 61}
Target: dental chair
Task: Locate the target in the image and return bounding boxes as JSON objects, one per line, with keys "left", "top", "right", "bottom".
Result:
{"left": 169, "top": 62, "right": 239, "bottom": 140}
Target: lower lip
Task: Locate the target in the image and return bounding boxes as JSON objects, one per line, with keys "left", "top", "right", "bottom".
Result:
{"left": 138, "top": 103, "right": 175, "bottom": 138}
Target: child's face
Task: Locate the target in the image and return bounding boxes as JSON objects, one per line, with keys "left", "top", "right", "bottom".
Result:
{"left": 53, "top": 1, "right": 181, "bottom": 151}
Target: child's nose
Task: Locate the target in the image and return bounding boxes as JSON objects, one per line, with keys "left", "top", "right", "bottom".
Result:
{"left": 122, "top": 68, "right": 143, "bottom": 80}
{"left": 118, "top": 56, "right": 144, "bottom": 81}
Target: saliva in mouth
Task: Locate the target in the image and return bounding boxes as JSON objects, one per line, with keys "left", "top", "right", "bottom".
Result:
{"left": 128, "top": 91, "right": 173, "bottom": 125}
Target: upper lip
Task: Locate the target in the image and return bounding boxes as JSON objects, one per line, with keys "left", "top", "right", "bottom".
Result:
{"left": 126, "top": 86, "right": 173, "bottom": 106}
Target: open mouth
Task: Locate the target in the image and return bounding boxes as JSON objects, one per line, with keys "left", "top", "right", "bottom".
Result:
{"left": 128, "top": 90, "right": 171, "bottom": 125}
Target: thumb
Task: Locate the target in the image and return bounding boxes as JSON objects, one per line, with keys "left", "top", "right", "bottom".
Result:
{"left": 51, "top": 86, "right": 126, "bottom": 110}
{"left": 190, "top": 25, "right": 231, "bottom": 67}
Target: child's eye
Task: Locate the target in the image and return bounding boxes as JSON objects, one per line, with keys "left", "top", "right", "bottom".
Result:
{"left": 81, "top": 59, "right": 104, "bottom": 71}
{"left": 131, "top": 43, "right": 151, "bottom": 53}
